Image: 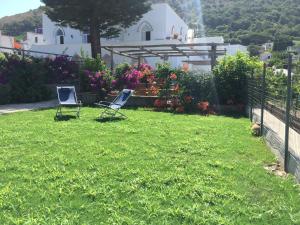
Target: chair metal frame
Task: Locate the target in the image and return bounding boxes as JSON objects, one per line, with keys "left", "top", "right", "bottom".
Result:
{"left": 56, "top": 86, "right": 82, "bottom": 119}
{"left": 95, "top": 89, "right": 134, "bottom": 120}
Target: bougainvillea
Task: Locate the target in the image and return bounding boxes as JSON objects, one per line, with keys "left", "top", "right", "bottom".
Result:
{"left": 139, "top": 63, "right": 155, "bottom": 83}
{"left": 113, "top": 63, "right": 155, "bottom": 90}
{"left": 46, "top": 56, "right": 79, "bottom": 84}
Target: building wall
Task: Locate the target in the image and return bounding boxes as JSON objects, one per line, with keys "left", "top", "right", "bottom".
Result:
{"left": 29, "top": 43, "right": 92, "bottom": 57}
{"left": 43, "top": 14, "right": 83, "bottom": 45}
{"left": 22, "top": 32, "right": 45, "bottom": 50}
{"left": 224, "top": 44, "right": 248, "bottom": 55}
{"left": 120, "top": 4, "right": 168, "bottom": 42}
{"left": 0, "top": 31, "right": 14, "bottom": 53}
{"left": 165, "top": 4, "right": 188, "bottom": 41}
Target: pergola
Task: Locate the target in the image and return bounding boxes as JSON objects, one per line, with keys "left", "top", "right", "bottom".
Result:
{"left": 102, "top": 41, "right": 226, "bottom": 71}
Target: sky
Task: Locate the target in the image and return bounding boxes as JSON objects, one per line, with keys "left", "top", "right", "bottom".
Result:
{"left": 0, "top": 0, "right": 43, "bottom": 18}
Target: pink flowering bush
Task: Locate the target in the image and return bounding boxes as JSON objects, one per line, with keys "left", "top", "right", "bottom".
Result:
{"left": 80, "top": 55, "right": 113, "bottom": 97}
{"left": 45, "top": 56, "right": 79, "bottom": 84}
{"left": 113, "top": 63, "right": 155, "bottom": 90}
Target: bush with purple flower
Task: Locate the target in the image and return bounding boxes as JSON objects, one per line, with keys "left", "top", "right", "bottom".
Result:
{"left": 80, "top": 55, "right": 113, "bottom": 98}
{"left": 45, "top": 56, "right": 79, "bottom": 84}
{"left": 113, "top": 63, "right": 155, "bottom": 90}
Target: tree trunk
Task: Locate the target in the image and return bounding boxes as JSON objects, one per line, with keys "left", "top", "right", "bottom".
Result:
{"left": 90, "top": 22, "right": 101, "bottom": 58}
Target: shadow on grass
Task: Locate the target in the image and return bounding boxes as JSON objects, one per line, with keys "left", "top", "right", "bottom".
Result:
{"left": 54, "top": 115, "right": 78, "bottom": 121}
{"left": 94, "top": 117, "right": 125, "bottom": 123}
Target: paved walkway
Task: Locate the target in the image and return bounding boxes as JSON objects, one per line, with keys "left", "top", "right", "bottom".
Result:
{"left": 253, "top": 108, "right": 300, "bottom": 159}
{"left": 0, "top": 100, "right": 57, "bottom": 115}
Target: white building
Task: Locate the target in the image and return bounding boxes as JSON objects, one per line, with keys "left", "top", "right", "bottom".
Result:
{"left": 30, "top": 3, "right": 195, "bottom": 68}
{"left": 28, "top": 3, "right": 245, "bottom": 71}
{"left": 41, "top": 3, "right": 188, "bottom": 46}
{"left": 21, "top": 32, "right": 45, "bottom": 50}
{"left": 224, "top": 44, "right": 248, "bottom": 56}
{"left": 0, "top": 30, "right": 15, "bottom": 53}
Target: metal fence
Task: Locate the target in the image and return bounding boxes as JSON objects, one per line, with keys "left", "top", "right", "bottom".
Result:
{"left": 0, "top": 46, "right": 73, "bottom": 59}
{"left": 248, "top": 53, "right": 300, "bottom": 180}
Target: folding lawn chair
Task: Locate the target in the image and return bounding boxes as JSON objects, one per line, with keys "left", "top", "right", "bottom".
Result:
{"left": 56, "top": 86, "right": 82, "bottom": 119}
{"left": 95, "top": 89, "right": 134, "bottom": 120}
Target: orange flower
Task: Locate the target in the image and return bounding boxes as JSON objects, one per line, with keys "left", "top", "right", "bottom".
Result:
{"left": 174, "top": 84, "right": 180, "bottom": 93}
{"left": 182, "top": 63, "right": 189, "bottom": 72}
{"left": 170, "top": 73, "right": 177, "bottom": 80}
{"left": 150, "top": 86, "right": 159, "bottom": 96}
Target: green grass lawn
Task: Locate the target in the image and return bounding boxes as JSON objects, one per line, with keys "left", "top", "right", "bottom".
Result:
{"left": 0, "top": 108, "right": 300, "bottom": 224}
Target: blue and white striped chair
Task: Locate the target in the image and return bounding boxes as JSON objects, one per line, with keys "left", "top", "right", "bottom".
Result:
{"left": 56, "top": 86, "right": 82, "bottom": 119}
{"left": 95, "top": 89, "right": 134, "bottom": 119}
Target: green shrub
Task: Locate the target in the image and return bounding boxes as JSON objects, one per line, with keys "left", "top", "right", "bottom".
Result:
{"left": 0, "top": 52, "right": 6, "bottom": 63}
{"left": 115, "top": 63, "right": 131, "bottom": 80}
{"left": 5, "top": 56, "right": 51, "bottom": 103}
{"left": 155, "top": 63, "right": 172, "bottom": 79}
{"left": 0, "top": 84, "right": 10, "bottom": 105}
{"left": 213, "top": 52, "right": 263, "bottom": 105}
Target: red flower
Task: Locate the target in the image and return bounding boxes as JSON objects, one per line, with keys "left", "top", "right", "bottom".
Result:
{"left": 154, "top": 99, "right": 161, "bottom": 108}
{"left": 170, "top": 73, "right": 177, "bottom": 80}
{"left": 154, "top": 99, "right": 167, "bottom": 108}
{"left": 197, "top": 101, "right": 210, "bottom": 112}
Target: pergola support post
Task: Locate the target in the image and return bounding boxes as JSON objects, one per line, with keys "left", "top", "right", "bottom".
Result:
{"left": 210, "top": 44, "right": 217, "bottom": 71}
{"left": 110, "top": 49, "right": 114, "bottom": 73}
{"left": 138, "top": 57, "right": 141, "bottom": 68}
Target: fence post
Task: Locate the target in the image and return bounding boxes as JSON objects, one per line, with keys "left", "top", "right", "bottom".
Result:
{"left": 210, "top": 44, "right": 217, "bottom": 71}
{"left": 260, "top": 63, "right": 267, "bottom": 136}
{"left": 284, "top": 53, "right": 293, "bottom": 172}
{"left": 110, "top": 49, "right": 114, "bottom": 74}
{"left": 21, "top": 49, "right": 25, "bottom": 60}
{"left": 250, "top": 69, "right": 254, "bottom": 122}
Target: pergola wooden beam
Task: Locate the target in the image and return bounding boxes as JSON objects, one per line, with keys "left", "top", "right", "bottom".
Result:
{"left": 120, "top": 49, "right": 226, "bottom": 54}
{"left": 102, "top": 42, "right": 226, "bottom": 70}
{"left": 103, "top": 47, "right": 138, "bottom": 60}
{"left": 141, "top": 47, "right": 163, "bottom": 58}
{"left": 102, "top": 42, "right": 224, "bottom": 49}
{"left": 127, "top": 52, "right": 224, "bottom": 57}
{"left": 182, "top": 60, "right": 211, "bottom": 66}
{"left": 171, "top": 45, "right": 188, "bottom": 58}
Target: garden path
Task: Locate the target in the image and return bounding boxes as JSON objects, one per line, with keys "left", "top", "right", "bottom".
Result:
{"left": 253, "top": 108, "right": 300, "bottom": 160}
{"left": 0, "top": 100, "right": 57, "bottom": 115}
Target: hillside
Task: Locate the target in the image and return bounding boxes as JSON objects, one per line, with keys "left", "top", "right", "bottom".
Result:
{"left": 152, "top": 0, "right": 300, "bottom": 45}
{"left": 0, "top": 7, "right": 43, "bottom": 38}
{"left": 1, "top": 1, "right": 300, "bottom": 46}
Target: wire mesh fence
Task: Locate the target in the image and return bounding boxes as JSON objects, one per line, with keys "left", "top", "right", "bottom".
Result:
{"left": 248, "top": 54, "right": 300, "bottom": 179}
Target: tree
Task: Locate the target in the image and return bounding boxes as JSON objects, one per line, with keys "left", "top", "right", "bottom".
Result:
{"left": 248, "top": 44, "right": 261, "bottom": 57}
{"left": 42, "top": 0, "right": 151, "bottom": 58}
{"left": 273, "top": 35, "right": 294, "bottom": 51}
